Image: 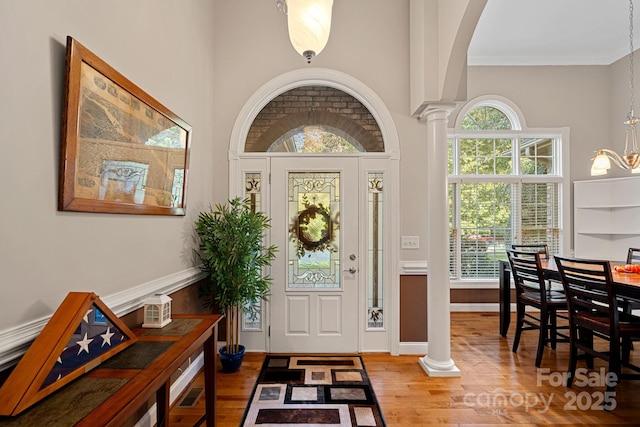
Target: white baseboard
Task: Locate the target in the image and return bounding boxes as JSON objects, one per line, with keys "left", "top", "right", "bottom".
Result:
{"left": 399, "top": 342, "right": 428, "bottom": 355}
{"left": 450, "top": 303, "right": 516, "bottom": 312}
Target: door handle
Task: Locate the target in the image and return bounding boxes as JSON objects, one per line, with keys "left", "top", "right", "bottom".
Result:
{"left": 344, "top": 267, "right": 357, "bottom": 274}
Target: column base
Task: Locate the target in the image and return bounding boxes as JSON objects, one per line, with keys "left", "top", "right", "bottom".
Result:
{"left": 418, "top": 355, "right": 461, "bottom": 377}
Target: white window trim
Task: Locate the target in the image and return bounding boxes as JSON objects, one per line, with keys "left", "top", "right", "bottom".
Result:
{"left": 448, "top": 96, "right": 571, "bottom": 288}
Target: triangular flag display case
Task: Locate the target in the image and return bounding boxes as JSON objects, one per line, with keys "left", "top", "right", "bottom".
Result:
{"left": 0, "top": 292, "right": 137, "bottom": 416}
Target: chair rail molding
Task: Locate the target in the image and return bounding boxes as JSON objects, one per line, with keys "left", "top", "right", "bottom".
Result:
{"left": 400, "top": 260, "right": 428, "bottom": 275}
{"left": 0, "top": 267, "right": 203, "bottom": 372}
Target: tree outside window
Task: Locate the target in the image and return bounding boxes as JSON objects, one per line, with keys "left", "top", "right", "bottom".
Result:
{"left": 449, "top": 104, "right": 562, "bottom": 279}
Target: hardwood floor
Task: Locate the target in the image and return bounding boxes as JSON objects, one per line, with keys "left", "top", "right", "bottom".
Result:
{"left": 169, "top": 312, "right": 640, "bottom": 426}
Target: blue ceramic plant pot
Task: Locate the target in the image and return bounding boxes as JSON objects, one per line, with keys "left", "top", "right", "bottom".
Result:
{"left": 219, "top": 345, "right": 245, "bottom": 373}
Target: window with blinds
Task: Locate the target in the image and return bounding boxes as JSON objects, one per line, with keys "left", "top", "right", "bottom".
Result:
{"left": 448, "top": 104, "right": 563, "bottom": 280}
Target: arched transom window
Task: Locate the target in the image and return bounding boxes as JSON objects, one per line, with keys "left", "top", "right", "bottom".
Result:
{"left": 245, "top": 86, "right": 384, "bottom": 153}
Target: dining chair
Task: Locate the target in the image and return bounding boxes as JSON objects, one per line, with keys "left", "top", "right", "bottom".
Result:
{"left": 506, "top": 249, "right": 569, "bottom": 367}
{"left": 511, "top": 243, "right": 563, "bottom": 294}
{"left": 511, "top": 243, "right": 549, "bottom": 260}
{"left": 628, "top": 247, "right": 640, "bottom": 265}
{"left": 554, "top": 255, "right": 640, "bottom": 396}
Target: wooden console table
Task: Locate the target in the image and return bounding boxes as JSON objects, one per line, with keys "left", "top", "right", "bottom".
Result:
{"left": 0, "top": 314, "right": 223, "bottom": 427}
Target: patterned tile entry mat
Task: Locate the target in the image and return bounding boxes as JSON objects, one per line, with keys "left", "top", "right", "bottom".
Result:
{"left": 241, "top": 355, "right": 386, "bottom": 426}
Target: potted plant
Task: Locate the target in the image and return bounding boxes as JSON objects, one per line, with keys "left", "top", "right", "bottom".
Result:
{"left": 194, "top": 197, "right": 277, "bottom": 372}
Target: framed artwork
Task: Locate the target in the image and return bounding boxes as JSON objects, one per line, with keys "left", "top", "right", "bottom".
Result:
{"left": 58, "top": 36, "right": 191, "bottom": 215}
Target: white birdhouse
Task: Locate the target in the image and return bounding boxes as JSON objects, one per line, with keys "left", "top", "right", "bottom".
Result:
{"left": 142, "top": 294, "right": 172, "bottom": 328}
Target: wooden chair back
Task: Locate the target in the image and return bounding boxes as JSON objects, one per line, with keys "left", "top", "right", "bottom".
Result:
{"left": 627, "top": 247, "right": 640, "bottom": 264}
{"left": 511, "top": 243, "right": 549, "bottom": 260}
{"left": 553, "top": 256, "right": 617, "bottom": 326}
{"left": 506, "top": 249, "right": 548, "bottom": 303}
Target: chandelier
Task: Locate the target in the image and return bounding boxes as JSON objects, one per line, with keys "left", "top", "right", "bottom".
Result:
{"left": 277, "top": 0, "right": 334, "bottom": 63}
{"left": 591, "top": 0, "right": 640, "bottom": 175}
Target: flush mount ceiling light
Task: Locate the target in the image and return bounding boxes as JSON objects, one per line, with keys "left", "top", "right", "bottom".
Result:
{"left": 592, "top": 0, "right": 640, "bottom": 175}
{"left": 276, "top": 0, "right": 334, "bottom": 63}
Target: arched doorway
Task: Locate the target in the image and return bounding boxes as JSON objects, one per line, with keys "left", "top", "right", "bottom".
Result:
{"left": 229, "top": 68, "right": 400, "bottom": 354}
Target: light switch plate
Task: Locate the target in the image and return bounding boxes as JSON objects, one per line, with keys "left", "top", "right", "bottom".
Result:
{"left": 401, "top": 236, "right": 419, "bottom": 249}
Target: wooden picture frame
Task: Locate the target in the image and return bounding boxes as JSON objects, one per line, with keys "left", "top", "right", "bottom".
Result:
{"left": 59, "top": 36, "right": 191, "bottom": 215}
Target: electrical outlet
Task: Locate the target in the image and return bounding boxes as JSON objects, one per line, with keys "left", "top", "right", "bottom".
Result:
{"left": 401, "top": 236, "right": 419, "bottom": 249}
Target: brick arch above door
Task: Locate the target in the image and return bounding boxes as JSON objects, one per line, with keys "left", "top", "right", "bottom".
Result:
{"left": 228, "top": 68, "right": 400, "bottom": 158}
{"left": 245, "top": 87, "right": 384, "bottom": 152}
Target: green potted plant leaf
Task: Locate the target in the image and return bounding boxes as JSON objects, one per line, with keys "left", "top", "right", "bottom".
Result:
{"left": 194, "top": 197, "right": 277, "bottom": 372}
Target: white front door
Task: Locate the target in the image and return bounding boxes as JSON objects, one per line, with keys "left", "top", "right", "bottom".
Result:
{"left": 269, "top": 157, "right": 360, "bottom": 353}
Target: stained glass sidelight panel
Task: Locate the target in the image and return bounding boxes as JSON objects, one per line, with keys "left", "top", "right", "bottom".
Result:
{"left": 245, "top": 173, "right": 262, "bottom": 213}
{"left": 243, "top": 172, "right": 263, "bottom": 330}
{"left": 288, "top": 172, "right": 340, "bottom": 289}
{"left": 367, "top": 173, "right": 384, "bottom": 328}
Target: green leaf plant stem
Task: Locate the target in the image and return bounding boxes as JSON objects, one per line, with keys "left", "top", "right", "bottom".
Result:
{"left": 194, "top": 197, "right": 277, "bottom": 354}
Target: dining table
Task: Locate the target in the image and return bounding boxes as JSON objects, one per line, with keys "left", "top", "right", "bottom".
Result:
{"left": 499, "top": 257, "right": 640, "bottom": 337}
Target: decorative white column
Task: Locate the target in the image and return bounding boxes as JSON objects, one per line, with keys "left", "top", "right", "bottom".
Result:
{"left": 418, "top": 104, "right": 460, "bottom": 377}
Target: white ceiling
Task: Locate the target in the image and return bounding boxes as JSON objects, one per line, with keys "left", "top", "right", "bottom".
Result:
{"left": 468, "top": 0, "right": 640, "bottom": 66}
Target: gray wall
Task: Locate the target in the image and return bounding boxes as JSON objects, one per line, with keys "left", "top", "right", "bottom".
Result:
{"left": 464, "top": 57, "right": 639, "bottom": 184}
{"left": 0, "top": 0, "right": 632, "bottom": 335}
{"left": 463, "top": 65, "right": 610, "bottom": 183}
{"left": 0, "top": 0, "right": 217, "bottom": 329}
